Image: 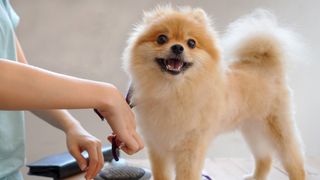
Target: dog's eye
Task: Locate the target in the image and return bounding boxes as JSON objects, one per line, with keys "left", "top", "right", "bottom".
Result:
{"left": 187, "top": 39, "right": 196, "bottom": 48}
{"left": 157, "top": 34, "right": 168, "bottom": 45}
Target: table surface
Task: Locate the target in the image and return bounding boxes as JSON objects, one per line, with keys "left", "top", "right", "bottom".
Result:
{"left": 65, "top": 157, "right": 320, "bottom": 180}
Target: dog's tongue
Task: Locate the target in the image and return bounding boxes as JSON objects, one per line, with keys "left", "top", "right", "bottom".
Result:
{"left": 167, "top": 59, "right": 183, "bottom": 71}
{"left": 174, "top": 61, "right": 183, "bottom": 69}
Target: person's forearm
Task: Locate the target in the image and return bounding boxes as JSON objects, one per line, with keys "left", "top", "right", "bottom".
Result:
{"left": 0, "top": 59, "right": 114, "bottom": 110}
{"left": 14, "top": 37, "right": 85, "bottom": 132}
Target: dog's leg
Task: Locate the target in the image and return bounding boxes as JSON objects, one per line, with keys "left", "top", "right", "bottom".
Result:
{"left": 174, "top": 132, "right": 209, "bottom": 180}
{"left": 265, "top": 113, "right": 305, "bottom": 180}
{"left": 148, "top": 147, "right": 173, "bottom": 180}
{"left": 241, "top": 121, "right": 273, "bottom": 180}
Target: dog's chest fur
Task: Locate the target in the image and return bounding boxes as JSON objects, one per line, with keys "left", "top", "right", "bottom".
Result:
{"left": 133, "top": 79, "right": 223, "bottom": 149}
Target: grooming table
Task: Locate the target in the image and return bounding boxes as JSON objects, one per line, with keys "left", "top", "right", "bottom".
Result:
{"left": 27, "top": 149, "right": 320, "bottom": 180}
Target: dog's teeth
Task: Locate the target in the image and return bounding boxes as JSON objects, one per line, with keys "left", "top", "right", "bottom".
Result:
{"left": 174, "top": 66, "right": 181, "bottom": 71}
{"left": 165, "top": 60, "right": 183, "bottom": 72}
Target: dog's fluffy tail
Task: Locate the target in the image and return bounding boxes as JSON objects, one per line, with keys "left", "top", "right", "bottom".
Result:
{"left": 223, "top": 9, "right": 303, "bottom": 69}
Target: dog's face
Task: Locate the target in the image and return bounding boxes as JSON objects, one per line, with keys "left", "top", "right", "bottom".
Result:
{"left": 124, "top": 7, "right": 220, "bottom": 81}
{"left": 154, "top": 34, "right": 194, "bottom": 76}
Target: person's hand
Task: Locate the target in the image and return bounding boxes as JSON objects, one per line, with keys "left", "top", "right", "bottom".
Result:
{"left": 97, "top": 85, "right": 144, "bottom": 155}
{"left": 66, "top": 125, "right": 104, "bottom": 180}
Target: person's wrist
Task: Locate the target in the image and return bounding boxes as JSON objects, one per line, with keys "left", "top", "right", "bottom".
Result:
{"left": 63, "top": 118, "right": 83, "bottom": 135}
{"left": 95, "top": 83, "right": 120, "bottom": 113}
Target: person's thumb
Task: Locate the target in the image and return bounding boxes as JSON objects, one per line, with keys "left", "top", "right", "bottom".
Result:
{"left": 69, "top": 146, "right": 87, "bottom": 171}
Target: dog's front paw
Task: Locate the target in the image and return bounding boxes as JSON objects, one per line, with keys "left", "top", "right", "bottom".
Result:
{"left": 243, "top": 174, "right": 256, "bottom": 180}
{"left": 243, "top": 174, "right": 266, "bottom": 180}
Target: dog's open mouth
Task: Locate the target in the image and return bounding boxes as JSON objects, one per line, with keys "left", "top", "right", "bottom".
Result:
{"left": 155, "top": 57, "right": 193, "bottom": 75}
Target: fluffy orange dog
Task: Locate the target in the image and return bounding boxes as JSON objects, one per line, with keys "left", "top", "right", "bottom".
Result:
{"left": 123, "top": 6, "right": 305, "bottom": 180}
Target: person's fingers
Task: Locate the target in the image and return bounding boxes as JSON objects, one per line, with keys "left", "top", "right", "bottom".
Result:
{"left": 119, "top": 132, "right": 139, "bottom": 155}
{"left": 107, "top": 135, "right": 113, "bottom": 143}
{"left": 107, "top": 133, "right": 118, "bottom": 144}
{"left": 69, "top": 146, "right": 87, "bottom": 171}
{"left": 92, "top": 143, "right": 104, "bottom": 178}
{"left": 98, "top": 144, "right": 105, "bottom": 168}
{"left": 128, "top": 111, "right": 136, "bottom": 128}
{"left": 84, "top": 142, "right": 99, "bottom": 180}
{"left": 133, "top": 132, "right": 144, "bottom": 150}
{"left": 121, "top": 145, "right": 135, "bottom": 155}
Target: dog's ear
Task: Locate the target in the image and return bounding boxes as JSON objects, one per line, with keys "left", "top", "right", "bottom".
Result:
{"left": 143, "top": 5, "right": 173, "bottom": 24}
{"left": 191, "top": 8, "right": 209, "bottom": 24}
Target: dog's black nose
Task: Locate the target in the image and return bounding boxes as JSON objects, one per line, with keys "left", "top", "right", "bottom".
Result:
{"left": 171, "top": 44, "right": 184, "bottom": 55}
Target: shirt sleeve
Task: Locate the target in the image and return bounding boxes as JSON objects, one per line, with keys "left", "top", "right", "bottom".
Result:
{"left": 2, "top": 0, "right": 20, "bottom": 29}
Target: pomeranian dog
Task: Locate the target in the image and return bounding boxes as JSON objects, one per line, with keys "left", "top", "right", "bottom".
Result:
{"left": 123, "top": 6, "right": 305, "bottom": 180}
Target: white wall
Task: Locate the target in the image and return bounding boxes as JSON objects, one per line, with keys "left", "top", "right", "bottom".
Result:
{"left": 10, "top": 0, "right": 319, "bottom": 179}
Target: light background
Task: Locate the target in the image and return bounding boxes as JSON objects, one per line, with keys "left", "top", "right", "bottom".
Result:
{"left": 9, "top": 0, "right": 319, "bottom": 179}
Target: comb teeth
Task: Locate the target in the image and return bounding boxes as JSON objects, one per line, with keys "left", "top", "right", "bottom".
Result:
{"left": 97, "top": 166, "right": 145, "bottom": 179}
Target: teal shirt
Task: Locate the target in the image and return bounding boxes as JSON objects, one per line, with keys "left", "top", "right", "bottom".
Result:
{"left": 0, "top": 0, "right": 25, "bottom": 179}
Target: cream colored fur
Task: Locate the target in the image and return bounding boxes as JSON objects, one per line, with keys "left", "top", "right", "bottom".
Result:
{"left": 123, "top": 6, "right": 305, "bottom": 180}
